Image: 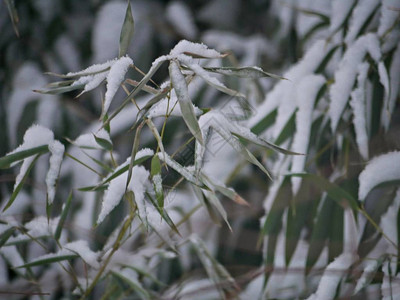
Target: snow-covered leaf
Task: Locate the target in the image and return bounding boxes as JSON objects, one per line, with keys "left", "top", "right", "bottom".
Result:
{"left": 46, "top": 140, "right": 65, "bottom": 206}
{"left": 204, "top": 66, "right": 286, "bottom": 80}
{"left": 359, "top": 151, "right": 400, "bottom": 200}
{"left": 169, "top": 60, "right": 204, "bottom": 145}
{"left": 170, "top": 40, "right": 224, "bottom": 58}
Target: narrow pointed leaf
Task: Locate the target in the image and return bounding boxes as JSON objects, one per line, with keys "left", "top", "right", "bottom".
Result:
{"left": 119, "top": 1, "right": 134, "bottom": 57}
{"left": 93, "top": 134, "right": 113, "bottom": 151}
{"left": 169, "top": 60, "right": 203, "bottom": 145}
{"left": 112, "top": 271, "right": 150, "bottom": 300}
{"left": 54, "top": 192, "right": 73, "bottom": 241}
{"left": 0, "top": 145, "right": 49, "bottom": 169}
{"left": 3, "top": 155, "right": 41, "bottom": 212}
{"left": 17, "top": 254, "right": 78, "bottom": 268}
{"left": 5, "top": 0, "right": 19, "bottom": 37}
{"left": 204, "top": 66, "right": 286, "bottom": 80}
{"left": 0, "top": 227, "right": 16, "bottom": 248}
{"left": 126, "top": 122, "right": 143, "bottom": 189}
{"left": 288, "top": 173, "right": 358, "bottom": 210}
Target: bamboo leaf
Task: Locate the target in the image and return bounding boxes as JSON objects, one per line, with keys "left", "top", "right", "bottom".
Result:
{"left": 33, "top": 84, "right": 85, "bottom": 95}
{"left": 204, "top": 66, "right": 286, "bottom": 80}
{"left": 119, "top": 1, "right": 134, "bottom": 58}
{"left": 3, "top": 155, "right": 41, "bottom": 212}
{"left": 0, "top": 145, "right": 49, "bottom": 169}
{"left": 287, "top": 173, "right": 358, "bottom": 210}
{"left": 0, "top": 227, "right": 16, "bottom": 248}
{"left": 5, "top": 0, "right": 19, "bottom": 37}
{"left": 17, "top": 253, "right": 78, "bottom": 268}
{"left": 93, "top": 134, "right": 113, "bottom": 151}
{"left": 111, "top": 271, "right": 150, "bottom": 300}
{"left": 127, "top": 122, "right": 143, "bottom": 189}
{"left": 169, "top": 60, "right": 204, "bottom": 145}
{"left": 54, "top": 192, "right": 73, "bottom": 241}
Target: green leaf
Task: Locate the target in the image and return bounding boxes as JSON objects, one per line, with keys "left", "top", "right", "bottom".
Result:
{"left": 251, "top": 109, "right": 277, "bottom": 135}
{"left": 3, "top": 155, "right": 41, "bottom": 212}
{"left": 287, "top": 173, "right": 359, "bottom": 211}
{"left": 150, "top": 155, "right": 161, "bottom": 177}
{"left": 17, "top": 254, "right": 78, "bottom": 268}
{"left": 214, "top": 126, "right": 272, "bottom": 179}
{"left": 54, "top": 192, "right": 73, "bottom": 241}
{"left": 126, "top": 122, "right": 143, "bottom": 189}
{"left": 146, "top": 119, "right": 166, "bottom": 162}
{"left": 119, "top": 1, "right": 134, "bottom": 58}
{"left": 0, "top": 227, "right": 16, "bottom": 248}
{"left": 0, "top": 145, "right": 49, "bottom": 169}
{"left": 5, "top": 0, "right": 19, "bottom": 37}
{"left": 204, "top": 191, "right": 232, "bottom": 231}
{"left": 93, "top": 134, "right": 113, "bottom": 151}
{"left": 204, "top": 66, "right": 286, "bottom": 80}
{"left": 169, "top": 60, "right": 204, "bottom": 145}
{"left": 306, "top": 195, "right": 334, "bottom": 271}
{"left": 33, "top": 84, "right": 85, "bottom": 95}
{"left": 111, "top": 271, "right": 150, "bottom": 300}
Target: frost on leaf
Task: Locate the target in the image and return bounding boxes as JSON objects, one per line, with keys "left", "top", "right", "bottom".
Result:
{"left": 46, "top": 140, "right": 65, "bottom": 205}
{"left": 358, "top": 151, "right": 400, "bottom": 200}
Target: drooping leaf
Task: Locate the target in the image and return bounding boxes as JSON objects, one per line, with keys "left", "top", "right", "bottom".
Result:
{"left": 3, "top": 155, "right": 41, "bottom": 212}
{"left": 119, "top": 1, "right": 134, "bottom": 57}
{"left": 169, "top": 60, "right": 204, "bottom": 145}
{"left": 5, "top": 0, "right": 19, "bottom": 37}
{"left": 54, "top": 192, "right": 73, "bottom": 241}
{"left": 93, "top": 134, "right": 113, "bottom": 151}
{"left": 0, "top": 145, "right": 48, "bottom": 169}
{"left": 204, "top": 66, "right": 286, "bottom": 80}
{"left": 17, "top": 253, "right": 78, "bottom": 268}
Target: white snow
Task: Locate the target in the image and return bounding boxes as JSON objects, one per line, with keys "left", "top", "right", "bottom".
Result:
{"left": 350, "top": 63, "right": 370, "bottom": 160}
{"left": 74, "top": 130, "right": 111, "bottom": 149}
{"left": 103, "top": 56, "right": 133, "bottom": 116}
{"left": 249, "top": 39, "right": 333, "bottom": 136}
{"left": 7, "top": 216, "right": 59, "bottom": 244}
{"left": 329, "top": 34, "right": 381, "bottom": 133}
{"left": 307, "top": 253, "right": 358, "bottom": 300}
{"left": 358, "top": 151, "right": 400, "bottom": 200}
{"left": 82, "top": 72, "right": 108, "bottom": 93}
{"left": 329, "top": 0, "right": 356, "bottom": 34}
{"left": 97, "top": 166, "right": 150, "bottom": 224}
{"left": 46, "top": 140, "right": 65, "bottom": 204}
{"left": 290, "top": 75, "right": 325, "bottom": 194}
{"left": 383, "top": 42, "right": 400, "bottom": 129}
{"left": 345, "top": 0, "right": 380, "bottom": 44}
{"left": 378, "top": 0, "right": 400, "bottom": 37}
{"left": 97, "top": 172, "right": 127, "bottom": 224}
{"left": 66, "top": 59, "right": 115, "bottom": 77}
{"left": 170, "top": 40, "right": 222, "bottom": 58}
{"left": 166, "top": 2, "right": 198, "bottom": 40}
{"left": 64, "top": 240, "right": 100, "bottom": 268}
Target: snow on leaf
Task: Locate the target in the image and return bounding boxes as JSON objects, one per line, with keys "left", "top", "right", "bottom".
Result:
{"left": 97, "top": 172, "right": 127, "bottom": 224}
{"left": 378, "top": 61, "right": 391, "bottom": 131}
{"left": 378, "top": 0, "right": 400, "bottom": 37}
{"left": 170, "top": 40, "right": 223, "bottom": 58}
{"left": 290, "top": 75, "right": 325, "bottom": 195}
{"left": 358, "top": 151, "right": 400, "bottom": 200}
{"left": 169, "top": 60, "right": 204, "bottom": 145}
{"left": 329, "top": 34, "right": 381, "bottom": 133}
{"left": 103, "top": 56, "right": 133, "bottom": 117}
{"left": 383, "top": 43, "right": 400, "bottom": 129}
{"left": 204, "top": 66, "right": 286, "bottom": 80}
{"left": 46, "top": 140, "right": 65, "bottom": 205}
{"left": 65, "top": 59, "right": 115, "bottom": 77}
{"left": 345, "top": 0, "right": 380, "bottom": 44}
{"left": 329, "top": 0, "right": 356, "bottom": 34}
{"left": 350, "top": 63, "right": 370, "bottom": 160}
{"left": 306, "top": 253, "right": 358, "bottom": 300}
{"left": 64, "top": 240, "right": 100, "bottom": 268}
{"left": 97, "top": 165, "right": 150, "bottom": 225}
